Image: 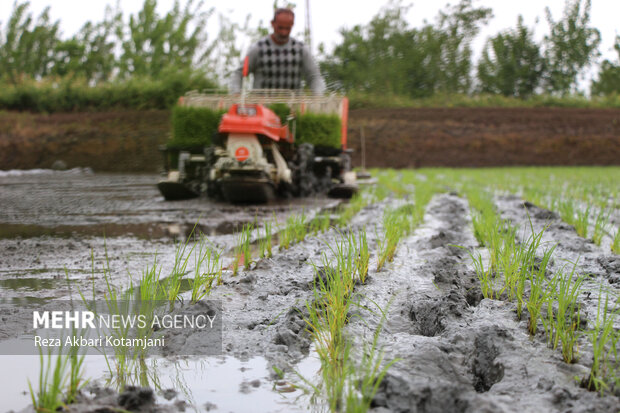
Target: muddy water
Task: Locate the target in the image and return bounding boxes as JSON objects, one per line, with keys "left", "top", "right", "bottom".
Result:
{"left": 2, "top": 169, "right": 619, "bottom": 412}
{"left": 0, "top": 169, "right": 340, "bottom": 412}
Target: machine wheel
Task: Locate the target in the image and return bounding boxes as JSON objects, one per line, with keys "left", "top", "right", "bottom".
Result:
{"left": 291, "top": 143, "right": 318, "bottom": 197}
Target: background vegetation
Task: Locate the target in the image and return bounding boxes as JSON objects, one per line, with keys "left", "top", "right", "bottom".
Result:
{"left": 1, "top": 0, "right": 620, "bottom": 112}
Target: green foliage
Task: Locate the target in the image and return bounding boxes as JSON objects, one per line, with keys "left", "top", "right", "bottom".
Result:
{"left": 477, "top": 16, "right": 545, "bottom": 97}
{"left": 346, "top": 91, "right": 620, "bottom": 109}
{"left": 50, "top": 7, "right": 121, "bottom": 83}
{"left": 0, "top": 0, "right": 216, "bottom": 85}
{"left": 434, "top": 0, "right": 493, "bottom": 94}
{"left": 267, "top": 103, "right": 290, "bottom": 124}
{"left": 0, "top": 70, "right": 217, "bottom": 112}
{"left": 592, "top": 36, "right": 620, "bottom": 96}
{"left": 232, "top": 223, "right": 253, "bottom": 275}
{"left": 265, "top": 104, "right": 342, "bottom": 149}
{"left": 584, "top": 290, "right": 620, "bottom": 394}
{"left": 117, "top": 0, "right": 213, "bottom": 79}
{"left": 295, "top": 112, "right": 341, "bottom": 148}
{"left": 190, "top": 237, "right": 222, "bottom": 303}
{"left": 0, "top": 0, "right": 223, "bottom": 111}
{"left": 0, "top": 2, "right": 60, "bottom": 84}
{"left": 612, "top": 229, "right": 620, "bottom": 255}
{"left": 543, "top": 0, "right": 601, "bottom": 95}
{"left": 29, "top": 353, "right": 69, "bottom": 412}
{"left": 170, "top": 105, "right": 225, "bottom": 148}
{"left": 320, "top": 0, "right": 491, "bottom": 97}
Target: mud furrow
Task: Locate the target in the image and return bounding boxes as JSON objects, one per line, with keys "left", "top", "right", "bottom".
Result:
{"left": 495, "top": 195, "right": 620, "bottom": 322}
{"left": 165, "top": 199, "right": 391, "bottom": 376}
{"left": 350, "top": 192, "right": 620, "bottom": 413}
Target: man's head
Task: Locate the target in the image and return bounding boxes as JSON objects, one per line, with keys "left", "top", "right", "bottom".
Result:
{"left": 271, "top": 8, "right": 294, "bottom": 45}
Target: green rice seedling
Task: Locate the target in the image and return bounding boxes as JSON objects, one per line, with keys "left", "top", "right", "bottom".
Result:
{"left": 65, "top": 329, "right": 87, "bottom": 404}
{"left": 584, "top": 289, "right": 619, "bottom": 394}
{"left": 330, "top": 235, "right": 357, "bottom": 294}
{"left": 462, "top": 247, "right": 502, "bottom": 300}
{"left": 376, "top": 211, "right": 403, "bottom": 271}
{"left": 162, "top": 232, "right": 197, "bottom": 309}
{"left": 310, "top": 212, "right": 331, "bottom": 235}
{"left": 558, "top": 199, "right": 576, "bottom": 227}
{"left": 84, "top": 247, "right": 135, "bottom": 381}
{"left": 292, "top": 211, "right": 308, "bottom": 243}
{"left": 612, "top": 228, "right": 620, "bottom": 254}
{"left": 190, "top": 238, "right": 221, "bottom": 304}
{"left": 355, "top": 228, "right": 370, "bottom": 283}
{"left": 482, "top": 218, "right": 505, "bottom": 274}
{"left": 497, "top": 223, "right": 520, "bottom": 301}
{"left": 542, "top": 280, "right": 558, "bottom": 348}
{"left": 514, "top": 264, "right": 527, "bottom": 320}
{"left": 258, "top": 220, "right": 273, "bottom": 258}
{"left": 411, "top": 183, "right": 437, "bottom": 227}
{"left": 232, "top": 223, "right": 253, "bottom": 275}
{"left": 242, "top": 224, "right": 253, "bottom": 270}
{"left": 393, "top": 204, "right": 416, "bottom": 234}
{"left": 139, "top": 256, "right": 163, "bottom": 301}
{"left": 29, "top": 352, "right": 70, "bottom": 412}
{"left": 304, "top": 262, "right": 353, "bottom": 410}
{"left": 592, "top": 209, "right": 609, "bottom": 246}
{"left": 279, "top": 213, "right": 306, "bottom": 250}
{"left": 526, "top": 245, "right": 556, "bottom": 336}
{"left": 278, "top": 221, "right": 293, "bottom": 250}
{"left": 574, "top": 205, "right": 591, "bottom": 238}
{"left": 338, "top": 193, "right": 368, "bottom": 227}
{"left": 303, "top": 232, "right": 374, "bottom": 410}
{"left": 552, "top": 262, "right": 584, "bottom": 363}
{"left": 372, "top": 183, "right": 391, "bottom": 201}
{"left": 344, "top": 315, "right": 398, "bottom": 412}
{"left": 298, "top": 289, "right": 397, "bottom": 412}
{"left": 27, "top": 323, "right": 87, "bottom": 409}
{"left": 470, "top": 210, "right": 487, "bottom": 245}
{"left": 79, "top": 247, "right": 162, "bottom": 386}
{"left": 513, "top": 220, "right": 548, "bottom": 320}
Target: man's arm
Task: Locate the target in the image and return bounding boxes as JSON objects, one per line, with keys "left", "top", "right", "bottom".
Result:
{"left": 301, "top": 45, "right": 326, "bottom": 95}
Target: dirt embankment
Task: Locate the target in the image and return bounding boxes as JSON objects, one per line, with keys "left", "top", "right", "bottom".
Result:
{"left": 0, "top": 110, "right": 169, "bottom": 172}
{"left": 348, "top": 107, "right": 620, "bottom": 168}
{"left": 1, "top": 107, "right": 619, "bottom": 171}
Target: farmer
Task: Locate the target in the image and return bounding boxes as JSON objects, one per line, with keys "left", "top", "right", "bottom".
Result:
{"left": 230, "top": 7, "right": 326, "bottom": 95}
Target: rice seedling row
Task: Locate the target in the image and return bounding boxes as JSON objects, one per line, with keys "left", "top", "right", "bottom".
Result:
{"left": 7, "top": 166, "right": 620, "bottom": 412}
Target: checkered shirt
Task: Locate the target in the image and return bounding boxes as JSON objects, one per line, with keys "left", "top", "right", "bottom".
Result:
{"left": 230, "top": 35, "right": 325, "bottom": 94}
{"left": 254, "top": 36, "right": 304, "bottom": 89}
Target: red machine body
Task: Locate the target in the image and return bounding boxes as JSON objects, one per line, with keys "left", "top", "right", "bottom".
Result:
{"left": 218, "top": 104, "right": 293, "bottom": 143}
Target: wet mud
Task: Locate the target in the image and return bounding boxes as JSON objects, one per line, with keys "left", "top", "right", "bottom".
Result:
{"left": 347, "top": 193, "right": 619, "bottom": 412}
{"left": 1, "top": 170, "right": 619, "bottom": 412}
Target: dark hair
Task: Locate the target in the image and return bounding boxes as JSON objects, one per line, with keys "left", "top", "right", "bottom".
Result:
{"left": 273, "top": 7, "right": 294, "bottom": 21}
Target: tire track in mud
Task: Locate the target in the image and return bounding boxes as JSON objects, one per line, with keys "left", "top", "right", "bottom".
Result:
{"left": 349, "top": 193, "right": 620, "bottom": 413}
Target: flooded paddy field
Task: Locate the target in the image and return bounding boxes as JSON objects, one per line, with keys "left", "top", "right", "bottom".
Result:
{"left": 1, "top": 168, "right": 619, "bottom": 412}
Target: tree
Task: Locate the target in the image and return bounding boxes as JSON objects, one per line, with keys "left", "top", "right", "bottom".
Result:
{"left": 51, "top": 5, "right": 121, "bottom": 83}
{"left": 591, "top": 36, "right": 620, "bottom": 96}
{"left": 117, "top": 0, "right": 213, "bottom": 78}
{"left": 434, "top": 0, "right": 492, "bottom": 94}
{"left": 319, "top": 2, "right": 414, "bottom": 94}
{"left": 0, "top": 1, "right": 61, "bottom": 84}
{"left": 543, "top": 0, "right": 600, "bottom": 95}
{"left": 319, "top": 0, "right": 491, "bottom": 97}
{"left": 477, "top": 16, "right": 544, "bottom": 97}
